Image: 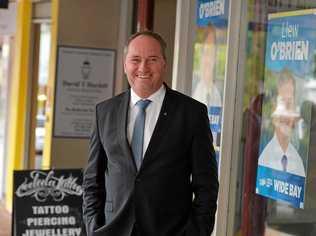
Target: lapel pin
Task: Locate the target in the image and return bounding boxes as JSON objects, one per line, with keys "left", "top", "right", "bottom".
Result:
{"left": 163, "top": 112, "right": 167, "bottom": 116}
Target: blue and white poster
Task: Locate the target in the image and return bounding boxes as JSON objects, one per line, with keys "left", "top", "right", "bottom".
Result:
{"left": 196, "top": 0, "right": 229, "bottom": 27}
{"left": 192, "top": 0, "right": 229, "bottom": 168}
{"left": 209, "top": 106, "right": 222, "bottom": 133}
{"left": 255, "top": 9, "right": 316, "bottom": 208}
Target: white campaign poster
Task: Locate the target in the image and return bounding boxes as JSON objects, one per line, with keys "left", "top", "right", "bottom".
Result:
{"left": 54, "top": 46, "right": 115, "bottom": 138}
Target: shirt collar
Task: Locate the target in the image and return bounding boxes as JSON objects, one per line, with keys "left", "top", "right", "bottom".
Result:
{"left": 130, "top": 85, "right": 166, "bottom": 106}
{"left": 273, "top": 133, "right": 289, "bottom": 155}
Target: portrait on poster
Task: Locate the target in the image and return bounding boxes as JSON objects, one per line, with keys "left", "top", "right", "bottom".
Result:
{"left": 192, "top": 0, "right": 229, "bottom": 164}
{"left": 54, "top": 46, "right": 115, "bottom": 138}
{"left": 255, "top": 9, "right": 316, "bottom": 209}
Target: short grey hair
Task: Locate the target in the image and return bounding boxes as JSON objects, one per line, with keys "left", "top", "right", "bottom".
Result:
{"left": 124, "top": 31, "right": 167, "bottom": 60}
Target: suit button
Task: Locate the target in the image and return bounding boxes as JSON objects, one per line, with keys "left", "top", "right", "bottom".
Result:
{"left": 135, "top": 178, "right": 140, "bottom": 183}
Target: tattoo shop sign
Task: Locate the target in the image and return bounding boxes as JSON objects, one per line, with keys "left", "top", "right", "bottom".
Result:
{"left": 13, "top": 169, "right": 84, "bottom": 236}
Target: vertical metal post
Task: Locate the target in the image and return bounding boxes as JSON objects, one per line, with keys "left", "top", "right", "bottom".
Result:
{"left": 216, "top": 0, "right": 244, "bottom": 235}
{"left": 135, "top": 0, "right": 154, "bottom": 32}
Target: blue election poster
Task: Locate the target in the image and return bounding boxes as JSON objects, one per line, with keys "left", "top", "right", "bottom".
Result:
{"left": 196, "top": 0, "right": 229, "bottom": 27}
{"left": 209, "top": 106, "right": 222, "bottom": 165}
{"left": 255, "top": 9, "right": 316, "bottom": 209}
{"left": 192, "top": 0, "right": 229, "bottom": 169}
{"left": 209, "top": 106, "right": 222, "bottom": 133}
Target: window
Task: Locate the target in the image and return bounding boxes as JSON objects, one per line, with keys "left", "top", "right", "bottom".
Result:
{"left": 232, "top": 1, "right": 316, "bottom": 235}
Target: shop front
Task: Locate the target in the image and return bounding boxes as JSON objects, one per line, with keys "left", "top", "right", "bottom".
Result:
{"left": 2, "top": 0, "right": 316, "bottom": 235}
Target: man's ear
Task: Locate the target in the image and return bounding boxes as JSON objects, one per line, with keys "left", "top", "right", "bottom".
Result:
{"left": 123, "top": 59, "right": 127, "bottom": 74}
{"left": 162, "top": 59, "right": 167, "bottom": 71}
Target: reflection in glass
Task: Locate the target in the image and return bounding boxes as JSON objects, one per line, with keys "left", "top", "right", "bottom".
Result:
{"left": 191, "top": 23, "right": 228, "bottom": 167}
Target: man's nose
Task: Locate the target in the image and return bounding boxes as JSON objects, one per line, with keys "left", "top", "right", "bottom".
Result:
{"left": 138, "top": 60, "right": 149, "bottom": 72}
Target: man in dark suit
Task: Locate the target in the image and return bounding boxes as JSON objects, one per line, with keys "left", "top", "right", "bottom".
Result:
{"left": 82, "top": 31, "right": 219, "bottom": 236}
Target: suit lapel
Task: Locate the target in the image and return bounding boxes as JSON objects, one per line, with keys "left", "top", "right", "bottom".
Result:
{"left": 141, "top": 87, "right": 175, "bottom": 168}
{"left": 117, "top": 90, "right": 137, "bottom": 172}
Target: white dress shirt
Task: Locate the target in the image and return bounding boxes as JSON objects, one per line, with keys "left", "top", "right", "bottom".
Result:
{"left": 127, "top": 85, "right": 166, "bottom": 157}
{"left": 258, "top": 134, "right": 306, "bottom": 177}
{"left": 192, "top": 76, "right": 222, "bottom": 107}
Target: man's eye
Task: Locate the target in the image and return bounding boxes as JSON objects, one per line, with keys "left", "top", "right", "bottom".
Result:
{"left": 130, "top": 58, "right": 140, "bottom": 63}
{"left": 148, "top": 58, "right": 158, "bottom": 63}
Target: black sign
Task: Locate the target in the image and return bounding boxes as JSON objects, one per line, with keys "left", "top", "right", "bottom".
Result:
{"left": 0, "top": 0, "right": 8, "bottom": 9}
{"left": 12, "top": 169, "right": 85, "bottom": 236}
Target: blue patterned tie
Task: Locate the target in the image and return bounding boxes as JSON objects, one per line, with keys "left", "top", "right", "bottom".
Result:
{"left": 131, "top": 99, "right": 151, "bottom": 170}
{"left": 281, "top": 155, "right": 288, "bottom": 172}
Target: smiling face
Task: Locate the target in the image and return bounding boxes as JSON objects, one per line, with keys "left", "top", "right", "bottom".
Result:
{"left": 124, "top": 35, "right": 166, "bottom": 98}
{"left": 200, "top": 27, "right": 216, "bottom": 85}
{"left": 272, "top": 77, "right": 298, "bottom": 151}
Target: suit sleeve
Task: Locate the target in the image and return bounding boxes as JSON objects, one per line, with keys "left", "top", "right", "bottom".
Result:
{"left": 82, "top": 105, "right": 106, "bottom": 235}
{"left": 187, "top": 104, "right": 219, "bottom": 236}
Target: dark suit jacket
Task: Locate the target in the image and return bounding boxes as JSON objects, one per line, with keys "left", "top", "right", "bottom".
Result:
{"left": 83, "top": 86, "right": 219, "bottom": 236}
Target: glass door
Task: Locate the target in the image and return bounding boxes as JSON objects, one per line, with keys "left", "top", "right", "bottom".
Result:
{"left": 191, "top": 0, "right": 229, "bottom": 169}
{"left": 230, "top": 1, "right": 316, "bottom": 235}
{"left": 172, "top": 1, "right": 234, "bottom": 234}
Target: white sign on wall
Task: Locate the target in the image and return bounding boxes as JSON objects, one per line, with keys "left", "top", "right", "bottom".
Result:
{"left": 54, "top": 46, "right": 115, "bottom": 138}
{"left": 0, "top": 2, "right": 16, "bottom": 35}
